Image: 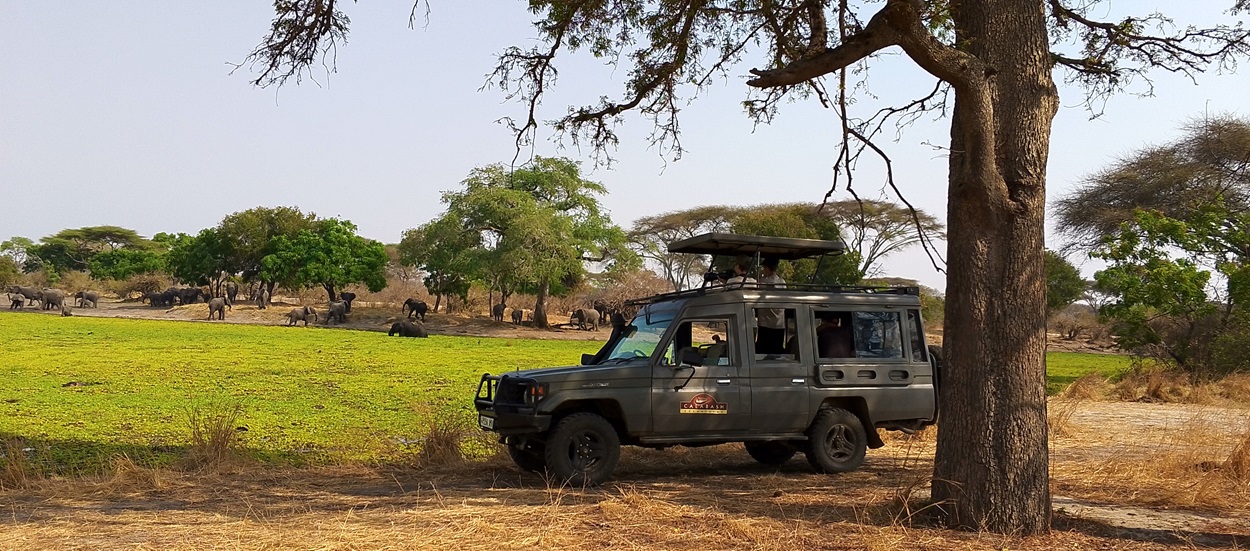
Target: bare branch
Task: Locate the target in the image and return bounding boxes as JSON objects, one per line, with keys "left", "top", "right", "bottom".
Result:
{"left": 237, "top": 0, "right": 350, "bottom": 88}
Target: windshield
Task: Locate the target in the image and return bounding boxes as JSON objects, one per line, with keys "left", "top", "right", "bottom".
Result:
{"left": 603, "top": 311, "right": 673, "bottom": 361}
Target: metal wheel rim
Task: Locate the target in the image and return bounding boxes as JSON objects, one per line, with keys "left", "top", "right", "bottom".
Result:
{"left": 565, "top": 430, "right": 607, "bottom": 471}
{"left": 823, "top": 424, "right": 856, "bottom": 461}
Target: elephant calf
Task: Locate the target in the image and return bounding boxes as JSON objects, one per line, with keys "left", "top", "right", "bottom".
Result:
{"left": 74, "top": 290, "right": 100, "bottom": 308}
{"left": 492, "top": 303, "right": 506, "bottom": 322}
{"left": 571, "top": 308, "right": 600, "bottom": 331}
{"left": 208, "top": 297, "right": 229, "bottom": 320}
{"left": 388, "top": 319, "right": 428, "bottom": 338}
{"left": 325, "top": 301, "right": 347, "bottom": 324}
{"left": 286, "top": 306, "right": 318, "bottom": 326}
{"left": 401, "top": 298, "right": 427, "bottom": 321}
{"left": 61, "top": 303, "right": 73, "bottom": 317}
{"left": 8, "top": 293, "right": 24, "bottom": 310}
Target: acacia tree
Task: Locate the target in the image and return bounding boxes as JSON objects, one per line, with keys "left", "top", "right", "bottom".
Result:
{"left": 820, "top": 200, "right": 945, "bottom": 279}
{"left": 246, "top": 0, "right": 1250, "bottom": 533}
{"left": 628, "top": 206, "right": 738, "bottom": 291}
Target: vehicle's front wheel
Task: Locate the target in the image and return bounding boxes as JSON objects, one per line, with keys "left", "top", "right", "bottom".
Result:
{"left": 805, "top": 408, "right": 867, "bottom": 473}
{"left": 507, "top": 442, "right": 547, "bottom": 473}
{"left": 543, "top": 413, "right": 621, "bottom": 485}
{"left": 744, "top": 441, "right": 797, "bottom": 466}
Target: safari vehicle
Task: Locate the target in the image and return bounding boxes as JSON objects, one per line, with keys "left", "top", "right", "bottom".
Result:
{"left": 474, "top": 233, "right": 940, "bottom": 485}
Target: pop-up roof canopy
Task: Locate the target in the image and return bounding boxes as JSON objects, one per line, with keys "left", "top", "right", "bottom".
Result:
{"left": 667, "top": 232, "right": 847, "bottom": 260}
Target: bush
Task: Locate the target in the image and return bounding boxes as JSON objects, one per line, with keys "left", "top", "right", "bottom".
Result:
{"left": 100, "top": 273, "right": 171, "bottom": 301}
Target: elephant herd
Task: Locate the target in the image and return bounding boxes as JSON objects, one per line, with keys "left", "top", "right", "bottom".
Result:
{"left": 5, "top": 285, "right": 93, "bottom": 314}
{"left": 488, "top": 300, "right": 608, "bottom": 331}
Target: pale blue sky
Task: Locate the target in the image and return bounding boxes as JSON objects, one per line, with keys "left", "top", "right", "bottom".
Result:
{"left": 2, "top": 2, "right": 1246, "bottom": 291}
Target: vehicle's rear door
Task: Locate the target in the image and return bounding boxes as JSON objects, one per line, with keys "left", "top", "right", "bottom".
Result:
{"left": 746, "top": 305, "right": 810, "bottom": 433}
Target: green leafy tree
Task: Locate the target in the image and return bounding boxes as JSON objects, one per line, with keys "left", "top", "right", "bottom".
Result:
{"left": 1, "top": 237, "right": 34, "bottom": 270}
{"left": 165, "top": 229, "right": 233, "bottom": 291}
{"left": 247, "top": 0, "right": 1250, "bottom": 534}
{"left": 398, "top": 215, "right": 479, "bottom": 313}
{"left": 218, "top": 206, "right": 318, "bottom": 299}
{"left": 88, "top": 249, "right": 167, "bottom": 281}
{"left": 730, "top": 204, "right": 860, "bottom": 285}
{"left": 261, "top": 218, "right": 388, "bottom": 303}
{"left": 1044, "top": 250, "right": 1085, "bottom": 315}
{"left": 444, "top": 157, "right": 633, "bottom": 328}
{"left": 0, "top": 256, "right": 19, "bottom": 287}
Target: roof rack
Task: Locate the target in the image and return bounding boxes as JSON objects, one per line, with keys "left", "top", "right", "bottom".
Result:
{"left": 626, "top": 283, "right": 920, "bottom": 306}
{"left": 668, "top": 232, "right": 846, "bottom": 260}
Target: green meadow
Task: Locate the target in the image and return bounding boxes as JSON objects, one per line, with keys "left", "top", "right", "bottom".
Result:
{"left": 0, "top": 314, "right": 1130, "bottom": 473}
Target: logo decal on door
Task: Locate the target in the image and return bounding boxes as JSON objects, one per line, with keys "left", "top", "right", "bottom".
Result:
{"left": 679, "top": 393, "right": 728, "bottom": 414}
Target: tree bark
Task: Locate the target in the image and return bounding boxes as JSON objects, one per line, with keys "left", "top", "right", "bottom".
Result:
{"left": 323, "top": 283, "right": 337, "bottom": 304}
{"left": 533, "top": 281, "right": 550, "bottom": 328}
{"left": 929, "top": 0, "right": 1058, "bottom": 535}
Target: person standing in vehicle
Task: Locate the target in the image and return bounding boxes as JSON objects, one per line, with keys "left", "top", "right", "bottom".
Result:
{"left": 755, "top": 258, "right": 787, "bottom": 354}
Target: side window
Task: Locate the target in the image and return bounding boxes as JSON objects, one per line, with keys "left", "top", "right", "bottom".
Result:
{"left": 752, "top": 307, "right": 799, "bottom": 362}
{"left": 813, "top": 310, "right": 855, "bottom": 360}
{"left": 661, "top": 318, "right": 735, "bottom": 366}
{"left": 907, "top": 309, "right": 928, "bottom": 362}
{"left": 852, "top": 311, "right": 904, "bottom": 359}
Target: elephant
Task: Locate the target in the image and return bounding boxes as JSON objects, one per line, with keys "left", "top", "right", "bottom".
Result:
{"left": 388, "top": 319, "right": 429, "bottom": 338}
{"left": 74, "top": 290, "right": 100, "bottom": 308}
{"left": 571, "top": 308, "right": 600, "bottom": 331}
{"left": 178, "top": 287, "right": 205, "bottom": 306}
{"left": 8, "top": 293, "right": 25, "bottom": 309}
{"left": 224, "top": 281, "right": 239, "bottom": 305}
{"left": 338, "top": 291, "right": 357, "bottom": 313}
{"left": 37, "top": 289, "right": 66, "bottom": 311}
{"left": 255, "top": 288, "right": 271, "bottom": 309}
{"left": 7, "top": 285, "right": 39, "bottom": 306}
{"left": 491, "top": 303, "right": 506, "bottom": 322}
{"left": 155, "top": 289, "right": 178, "bottom": 307}
{"left": 325, "top": 300, "right": 347, "bottom": 324}
{"left": 61, "top": 303, "right": 73, "bottom": 316}
{"left": 511, "top": 308, "right": 524, "bottom": 325}
{"left": 401, "top": 298, "right": 427, "bottom": 321}
{"left": 286, "top": 306, "right": 318, "bottom": 326}
{"left": 592, "top": 300, "right": 611, "bottom": 323}
{"left": 207, "top": 297, "right": 229, "bottom": 320}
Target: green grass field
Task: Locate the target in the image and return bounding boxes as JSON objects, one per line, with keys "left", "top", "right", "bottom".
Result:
{"left": 0, "top": 314, "right": 1131, "bottom": 473}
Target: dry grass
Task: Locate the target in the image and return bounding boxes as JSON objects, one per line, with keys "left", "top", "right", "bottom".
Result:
{"left": 179, "top": 403, "right": 245, "bottom": 472}
{"left": 1059, "top": 372, "right": 1110, "bottom": 401}
{"left": 1227, "top": 425, "right": 1250, "bottom": 481}
{"left": 0, "top": 437, "right": 33, "bottom": 490}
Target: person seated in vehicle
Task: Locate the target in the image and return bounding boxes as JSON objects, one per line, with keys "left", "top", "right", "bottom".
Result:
{"left": 816, "top": 313, "right": 855, "bottom": 359}
{"left": 721, "top": 263, "right": 755, "bottom": 285}
{"left": 703, "top": 334, "right": 728, "bottom": 364}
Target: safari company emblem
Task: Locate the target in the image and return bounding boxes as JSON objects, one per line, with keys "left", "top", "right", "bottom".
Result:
{"left": 679, "top": 393, "right": 728, "bottom": 414}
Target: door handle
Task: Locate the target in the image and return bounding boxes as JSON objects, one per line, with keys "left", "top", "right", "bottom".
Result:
{"left": 791, "top": 378, "right": 805, "bottom": 384}
{"left": 717, "top": 379, "right": 731, "bottom": 385}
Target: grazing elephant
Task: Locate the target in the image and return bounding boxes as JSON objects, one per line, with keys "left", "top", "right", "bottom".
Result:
{"left": 286, "top": 306, "right": 317, "bottom": 326}
{"left": 37, "top": 289, "right": 66, "bottom": 311}
{"left": 8, "top": 293, "right": 25, "bottom": 309}
{"left": 61, "top": 303, "right": 73, "bottom": 316}
{"left": 255, "top": 288, "right": 270, "bottom": 309}
{"left": 175, "top": 287, "right": 204, "bottom": 306}
{"left": 388, "top": 319, "right": 429, "bottom": 338}
{"left": 491, "top": 303, "right": 506, "bottom": 322}
{"left": 7, "top": 285, "right": 39, "bottom": 306}
{"left": 74, "top": 291, "right": 100, "bottom": 308}
{"left": 224, "top": 281, "right": 239, "bottom": 305}
{"left": 401, "top": 298, "right": 428, "bottom": 321}
{"left": 338, "top": 291, "right": 357, "bottom": 313}
{"left": 571, "top": 308, "right": 600, "bottom": 331}
{"left": 207, "top": 297, "right": 229, "bottom": 320}
{"left": 326, "top": 301, "right": 347, "bottom": 324}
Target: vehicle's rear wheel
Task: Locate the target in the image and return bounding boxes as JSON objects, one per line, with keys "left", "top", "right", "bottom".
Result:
{"left": 507, "top": 442, "right": 547, "bottom": 473}
{"left": 543, "top": 413, "right": 621, "bottom": 485}
{"left": 744, "top": 441, "right": 796, "bottom": 466}
{"left": 805, "top": 408, "right": 867, "bottom": 473}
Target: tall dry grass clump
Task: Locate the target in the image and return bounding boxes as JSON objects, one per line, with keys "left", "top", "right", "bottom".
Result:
{"left": 412, "top": 407, "right": 478, "bottom": 468}
{"left": 1, "top": 437, "right": 34, "bottom": 490}
{"left": 1047, "top": 396, "right": 1084, "bottom": 438}
{"left": 1060, "top": 372, "right": 1109, "bottom": 400}
{"left": 179, "top": 403, "right": 245, "bottom": 472}
{"left": 1226, "top": 425, "right": 1250, "bottom": 481}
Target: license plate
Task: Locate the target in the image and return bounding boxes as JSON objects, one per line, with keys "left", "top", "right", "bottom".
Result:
{"left": 479, "top": 415, "right": 495, "bottom": 430}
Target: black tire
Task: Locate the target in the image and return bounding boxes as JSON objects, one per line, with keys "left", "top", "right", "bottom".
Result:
{"left": 805, "top": 408, "right": 868, "bottom": 473}
{"left": 542, "top": 413, "right": 621, "bottom": 486}
{"left": 744, "top": 441, "right": 797, "bottom": 466}
{"left": 507, "top": 442, "right": 547, "bottom": 473}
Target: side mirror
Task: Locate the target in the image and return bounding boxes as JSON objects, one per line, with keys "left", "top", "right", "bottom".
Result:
{"left": 678, "top": 347, "right": 703, "bottom": 367}
{"left": 581, "top": 353, "right": 597, "bottom": 366}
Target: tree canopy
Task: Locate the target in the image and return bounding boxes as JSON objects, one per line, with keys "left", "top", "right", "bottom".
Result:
{"left": 1043, "top": 250, "right": 1085, "bottom": 315}
{"left": 261, "top": 218, "right": 389, "bottom": 303}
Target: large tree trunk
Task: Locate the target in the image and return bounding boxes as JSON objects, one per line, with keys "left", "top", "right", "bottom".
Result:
{"left": 533, "top": 281, "right": 550, "bottom": 328}
{"left": 930, "top": 0, "right": 1058, "bottom": 535}
{"left": 323, "top": 283, "right": 337, "bottom": 304}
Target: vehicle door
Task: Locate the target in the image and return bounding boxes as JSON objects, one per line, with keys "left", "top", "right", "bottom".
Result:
{"left": 746, "top": 305, "right": 810, "bottom": 432}
{"left": 651, "top": 304, "right": 750, "bottom": 436}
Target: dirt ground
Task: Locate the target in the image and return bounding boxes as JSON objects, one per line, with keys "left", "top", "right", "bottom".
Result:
{"left": 5, "top": 297, "right": 1249, "bottom": 549}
